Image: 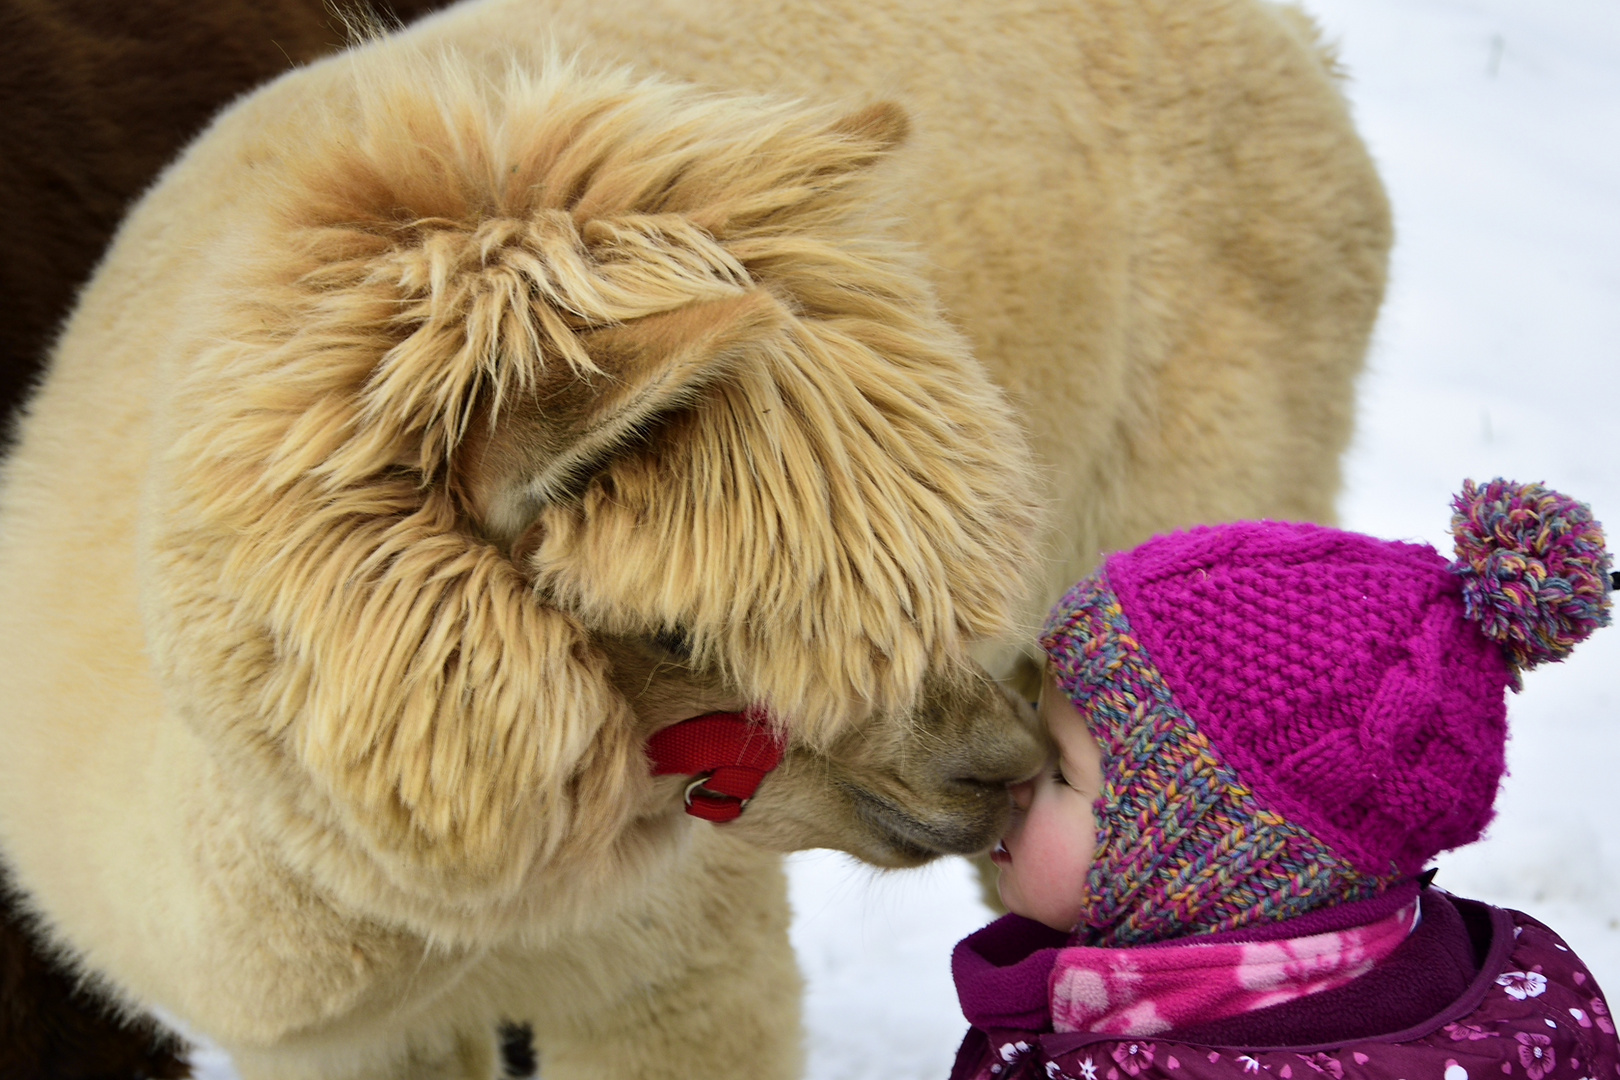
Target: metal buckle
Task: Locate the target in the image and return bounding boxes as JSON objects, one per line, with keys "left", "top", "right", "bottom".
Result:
{"left": 683, "top": 773, "right": 748, "bottom": 810}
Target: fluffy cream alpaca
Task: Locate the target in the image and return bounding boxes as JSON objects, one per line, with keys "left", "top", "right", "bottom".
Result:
{"left": 0, "top": 0, "right": 1388, "bottom": 1077}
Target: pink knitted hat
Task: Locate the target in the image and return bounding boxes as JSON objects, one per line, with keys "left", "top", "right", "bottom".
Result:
{"left": 1040, "top": 480, "right": 1612, "bottom": 946}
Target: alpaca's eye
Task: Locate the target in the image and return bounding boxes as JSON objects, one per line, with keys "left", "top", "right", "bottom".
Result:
{"left": 652, "top": 626, "right": 693, "bottom": 661}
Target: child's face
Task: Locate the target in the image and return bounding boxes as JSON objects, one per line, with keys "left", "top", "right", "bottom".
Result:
{"left": 990, "top": 668, "right": 1104, "bottom": 933}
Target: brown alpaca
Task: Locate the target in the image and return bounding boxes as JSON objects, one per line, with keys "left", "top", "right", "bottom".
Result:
{"left": 0, "top": 867, "right": 189, "bottom": 1080}
{"left": 0, "top": 0, "right": 445, "bottom": 433}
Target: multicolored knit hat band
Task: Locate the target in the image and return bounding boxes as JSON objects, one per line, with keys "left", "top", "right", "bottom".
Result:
{"left": 1038, "top": 480, "right": 1610, "bottom": 946}
{"left": 1039, "top": 573, "right": 1395, "bottom": 947}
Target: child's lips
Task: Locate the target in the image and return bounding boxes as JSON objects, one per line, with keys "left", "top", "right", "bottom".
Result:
{"left": 989, "top": 840, "right": 1011, "bottom": 866}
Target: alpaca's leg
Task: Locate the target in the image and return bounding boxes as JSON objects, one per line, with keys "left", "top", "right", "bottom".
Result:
{"left": 536, "top": 930, "right": 803, "bottom": 1080}
{"left": 226, "top": 1022, "right": 499, "bottom": 1080}
{"left": 494, "top": 838, "right": 803, "bottom": 1080}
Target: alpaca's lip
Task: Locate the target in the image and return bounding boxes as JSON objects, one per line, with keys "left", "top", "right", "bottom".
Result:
{"left": 839, "top": 783, "right": 1002, "bottom": 860}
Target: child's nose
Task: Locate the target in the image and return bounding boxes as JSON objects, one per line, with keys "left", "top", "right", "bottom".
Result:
{"left": 1009, "top": 776, "right": 1035, "bottom": 812}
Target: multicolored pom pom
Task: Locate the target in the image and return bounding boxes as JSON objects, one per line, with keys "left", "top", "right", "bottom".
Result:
{"left": 1449, "top": 478, "right": 1612, "bottom": 674}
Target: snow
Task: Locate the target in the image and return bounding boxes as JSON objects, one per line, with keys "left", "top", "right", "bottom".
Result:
{"left": 185, "top": 1, "right": 1620, "bottom": 1075}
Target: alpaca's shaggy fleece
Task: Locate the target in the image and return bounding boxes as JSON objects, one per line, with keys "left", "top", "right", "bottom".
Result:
{"left": 0, "top": 0, "right": 1389, "bottom": 1076}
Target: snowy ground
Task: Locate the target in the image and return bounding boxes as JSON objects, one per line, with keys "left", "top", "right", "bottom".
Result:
{"left": 790, "top": 2, "right": 1620, "bottom": 1078}
{"left": 189, "top": 1, "right": 1620, "bottom": 1076}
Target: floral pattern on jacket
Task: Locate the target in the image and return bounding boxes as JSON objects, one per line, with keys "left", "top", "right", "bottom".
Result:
{"left": 961, "top": 905, "right": 1620, "bottom": 1080}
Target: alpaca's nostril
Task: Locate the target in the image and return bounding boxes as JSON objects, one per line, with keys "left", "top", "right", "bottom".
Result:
{"left": 939, "top": 759, "right": 1037, "bottom": 794}
{"left": 945, "top": 741, "right": 1046, "bottom": 792}
{"left": 946, "top": 776, "right": 1013, "bottom": 799}
{"left": 944, "top": 774, "right": 1031, "bottom": 815}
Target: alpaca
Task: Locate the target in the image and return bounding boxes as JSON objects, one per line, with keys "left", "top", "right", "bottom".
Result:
{"left": 0, "top": 0, "right": 1389, "bottom": 1076}
{"left": 0, "top": 0, "right": 447, "bottom": 436}
{"left": 0, "top": 864, "right": 190, "bottom": 1079}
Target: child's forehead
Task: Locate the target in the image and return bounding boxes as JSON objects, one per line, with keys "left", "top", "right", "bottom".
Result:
{"left": 1038, "top": 666, "right": 1098, "bottom": 754}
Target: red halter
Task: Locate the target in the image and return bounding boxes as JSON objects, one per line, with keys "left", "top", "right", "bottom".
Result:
{"left": 645, "top": 710, "right": 786, "bottom": 823}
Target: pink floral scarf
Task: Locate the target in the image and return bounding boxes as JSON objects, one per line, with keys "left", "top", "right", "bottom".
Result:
{"left": 1050, "top": 898, "right": 1421, "bottom": 1036}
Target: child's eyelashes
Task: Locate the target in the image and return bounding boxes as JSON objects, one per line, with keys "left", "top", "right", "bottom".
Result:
{"left": 1051, "top": 765, "right": 1072, "bottom": 788}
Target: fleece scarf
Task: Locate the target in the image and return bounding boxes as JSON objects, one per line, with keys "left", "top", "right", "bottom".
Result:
{"left": 1047, "top": 895, "right": 1419, "bottom": 1036}
{"left": 953, "top": 881, "right": 1425, "bottom": 1040}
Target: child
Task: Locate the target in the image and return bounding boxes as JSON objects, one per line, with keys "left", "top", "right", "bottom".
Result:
{"left": 953, "top": 479, "right": 1617, "bottom": 1080}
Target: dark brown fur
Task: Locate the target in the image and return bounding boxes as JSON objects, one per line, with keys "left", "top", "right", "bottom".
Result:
{"left": 0, "top": 4, "right": 443, "bottom": 1072}
{"left": 0, "top": 864, "right": 190, "bottom": 1080}
{"left": 0, "top": 0, "right": 445, "bottom": 437}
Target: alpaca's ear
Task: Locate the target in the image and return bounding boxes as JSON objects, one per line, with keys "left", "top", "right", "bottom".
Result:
{"left": 686, "top": 100, "right": 910, "bottom": 237}
{"left": 830, "top": 101, "right": 909, "bottom": 155}
{"left": 457, "top": 288, "right": 786, "bottom": 546}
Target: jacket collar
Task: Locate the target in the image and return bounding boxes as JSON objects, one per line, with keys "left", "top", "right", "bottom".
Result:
{"left": 953, "top": 882, "right": 1423, "bottom": 1038}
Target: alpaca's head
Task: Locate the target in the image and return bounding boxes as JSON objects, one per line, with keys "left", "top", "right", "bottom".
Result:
{"left": 197, "top": 52, "right": 1044, "bottom": 874}
{"left": 596, "top": 632, "right": 1042, "bottom": 867}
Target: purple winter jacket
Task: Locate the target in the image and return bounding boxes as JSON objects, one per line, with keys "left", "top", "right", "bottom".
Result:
{"left": 951, "top": 887, "right": 1620, "bottom": 1080}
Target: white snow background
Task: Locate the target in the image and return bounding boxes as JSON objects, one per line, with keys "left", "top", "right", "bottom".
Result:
{"left": 190, "top": 1, "right": 1620, "bottom": 1076}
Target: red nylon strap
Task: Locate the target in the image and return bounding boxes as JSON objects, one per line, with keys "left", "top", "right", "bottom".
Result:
{"left": 646, "top": 710, "right": 785, "bottom": 823}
